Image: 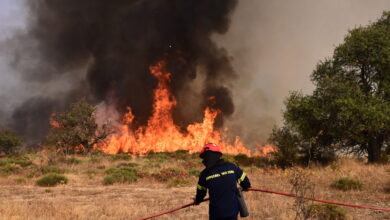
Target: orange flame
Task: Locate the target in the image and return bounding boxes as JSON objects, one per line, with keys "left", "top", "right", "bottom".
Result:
{"left": 98, "top": 60, "right": 250, "bottom": 156}
{"left": 49, "top": 113, "right": 60, "bottom": 128}
{"left": 253, "top": 145, "right": 277, "bottom": 157}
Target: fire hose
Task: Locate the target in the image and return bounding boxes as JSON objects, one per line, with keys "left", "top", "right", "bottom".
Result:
{"left": 136, "top": 187, "right": 390, "bottom": 220}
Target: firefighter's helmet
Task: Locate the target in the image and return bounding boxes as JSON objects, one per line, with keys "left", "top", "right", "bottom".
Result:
{"left": 200, "top": 143, "right": 222, "bottom": 158}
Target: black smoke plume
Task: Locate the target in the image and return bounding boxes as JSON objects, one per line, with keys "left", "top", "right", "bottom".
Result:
{"left": 10, "top": 0, "right": 238, "bottom": 142}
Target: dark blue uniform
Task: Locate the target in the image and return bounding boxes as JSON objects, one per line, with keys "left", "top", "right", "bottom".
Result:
{"left": 195, "top": 162, "right": 251, "bottom": 220}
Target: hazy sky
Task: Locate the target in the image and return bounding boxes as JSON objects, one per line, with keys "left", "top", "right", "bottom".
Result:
{"left": 0, "top": 0, "right": 389, "bottom": 144}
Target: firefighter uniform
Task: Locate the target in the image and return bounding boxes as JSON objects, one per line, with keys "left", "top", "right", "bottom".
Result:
{"left": 195, "top": 161, "right": 251, "bottom": 220}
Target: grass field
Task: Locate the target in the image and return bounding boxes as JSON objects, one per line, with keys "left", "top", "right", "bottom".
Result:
{"left": 0, "top": 151, "right": 389, "bottom": 220}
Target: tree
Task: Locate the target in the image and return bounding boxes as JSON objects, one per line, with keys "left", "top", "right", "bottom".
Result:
{"left": 0, "top": 127, "right": 22, "bottom": 155}
{"left": 277, "top": 11, "right": 390, "bottom": 163}
{"left": 46, "top": 99, "right": 109, "bottom": 154}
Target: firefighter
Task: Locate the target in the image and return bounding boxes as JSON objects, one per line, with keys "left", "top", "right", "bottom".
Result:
{"left": 194, "top": 143, "right": 251, "bottom": 220}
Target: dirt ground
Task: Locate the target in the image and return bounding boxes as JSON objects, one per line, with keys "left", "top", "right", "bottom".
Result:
{"left": 0, "top": 155, "right": 389, "bottom": 220}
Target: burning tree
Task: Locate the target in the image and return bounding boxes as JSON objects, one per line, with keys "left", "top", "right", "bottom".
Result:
{"left": 46, "top": 99, "right": 110, "bottom": 154}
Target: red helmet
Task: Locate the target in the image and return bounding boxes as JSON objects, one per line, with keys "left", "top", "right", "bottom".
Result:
{"left": 200, "top": 143, "right": 222, "bottom": 158}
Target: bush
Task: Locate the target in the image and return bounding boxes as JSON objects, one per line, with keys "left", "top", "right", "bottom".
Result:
{"left": 63, "top": 157, "right": 82, "bottom": 165}
{"left": 117, "top": 162, "right": 138, "bottom": 168}
{"left": 146, "top": 152, "right": 171, "bottom": 161}
{"left": 36, "top": 174, "right": 68, "bottom": 187}
{"left": 153, "top": 168, "right": 187, "bottom": 182}
{"left": 152, "top": 168, "right": 189, "bottom": 186}
{"left": 103, "top": 167, "right": 138, "bottom": 185}
{"left": 38, "top": 166, "right": 64, "bottom": 175}
{"left": 331, "top": 178, "right": 363, "bottom": 191}
{"left": 189, "top": 168, "right": 201, "bottom": 177}
{"left": 269, "top": 127, "right": 301, "bottom": 168}
{"left": 0, "top": 127, "right": 22, "bottom": 154}
{"left": 0, "top": 158, "right": 33, "bottom": 167}
{"left": 1, "top": 164, "right": 19, "bottom": 175}
{"left": 14, "top": 178, "right": 26, "bottom": 184}
{"left": 109, "top": 154, "right": 132, "bottom": 161}
{"left": 308, "top": 204, "right": 347, "bottom": 220}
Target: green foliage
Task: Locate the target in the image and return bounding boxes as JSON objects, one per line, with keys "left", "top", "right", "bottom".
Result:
{"left": 189, "top": 168, "right": 201, "bottom": 177}
{"left": 332, "top": 178, "right": 363, "bottom": 191}
{"left": 0, "top": 127, "right": 22, "bottom": 155}
{"left": 152, "top": 168, "right": 189, "bottom": 186}
{"left": 14, "top": 178, "right": 26, "bottom": 184}
{"left": 0, "top": 158, "right": 33, "bottom": 168}
{"left": 1, "top": 164, "right": 19, "bottom": 175}
{"left": 117, "top": 162, "right": 138, "bottom": 168}
{"left": 36, "top": 174, "right": 68, "bottom": 187}
{"left": 109, "top": 154, "right": 132, "bottom": 161}
{"left": 45, "top": 99, "right": 110, "bottom": 154}
{"left": 221, "top": 154, "right": 237, "bottom": 164}
{"left": 83, "top": 169, "right": 98, "bottom": 178}
{"left": 279, "top": 11, "right": 390, "bottom": 163}
{"left": 103, "top": 167, "right": 138, "bottom": 185}
{"left": 37, "top": 166, "right": 64, "bottom": 175}
{"left": 97, "top": 165, "right": 106, "bottom": 169}
{"left": 269, "top": 127, "right": 301, "bottom": 168}
{"left": 308, "top": 204, "right": 347, "bottom": 220}
{"left": 63, "top": 157, "right": 82, "bottom": 165}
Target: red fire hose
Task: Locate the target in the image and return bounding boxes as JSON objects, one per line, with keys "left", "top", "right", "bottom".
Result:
{"left": 136, "top": 188, "right": 390, "bottom": 220}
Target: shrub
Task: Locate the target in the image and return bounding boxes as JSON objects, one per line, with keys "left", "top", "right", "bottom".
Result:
{"left": 64, "top": 157, "right": 82, "bottom": 165}
{"left": 0, "top": 158, "right": 33, "bottom": 167}
{"left": 0, "top": 127, "right": 22, "bottom": 155}
{"left": 89, "top": 156, "right": 101, "bottom": 164}
{"left": 38, "top": 166, "right": 64, "bottom": 175}
{"left": 36, "top": 174, "right": 68, "bottom": 187}
{"left": 103, "top": 167, "right": 138, "bottom": 185}
{"left": 146, "top": 152, "right": 171, "bottom": 161}
{"left": 222, "top": 154, "right": 237, "bottom": 164}
{"left": 153, "top": 168, "right": 187, "bottom": 182}
{"left": 1, "top": 164, "right": 19, "bottom": 175}
{"left": 117, "top": 162, "right": 138, "bottom": 168}
{"left": 234, "top": 154, "right": 251, "bottom": 166}
{"left": 109, "top": 154, "right": 132, "bottom": 161}
{"left": 152, "top": 168, "right": 189, "bottom": 186}
{"left": 14, "top": 178, "right": 26, "bottom": 184}
{"left": 308, "top": 204, "right": 347, "bottom": 220}
{"left": 84, "top": 169, "right": 98, "bottom": 178}
{"left": 189, "top": 168, "right": 201, "bottom": 177}
{"left": 269, "top": 126, "right": 300, "bottom": 168}
{"left": 331, "top": 178, "right": 363, "bottom": 191}
{"left": 97, "top": 165, "right": 106, "bottom": 169}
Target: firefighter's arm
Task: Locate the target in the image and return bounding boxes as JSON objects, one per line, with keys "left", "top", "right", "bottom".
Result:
{"left": 236, "top": 166, "right": 251, "bottom": 190}
{"left": 194, "top": 172, "right": 207, "bottom": 205}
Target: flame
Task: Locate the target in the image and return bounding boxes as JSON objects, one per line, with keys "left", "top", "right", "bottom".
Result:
{"left": 253, "top": 145, "right": 277, "bottom": 157}
{"left": 49, "top": 113, "right": 60, "bottom": 128}
{"left": 98, "top": 60, "right": 250, "bottom": 156}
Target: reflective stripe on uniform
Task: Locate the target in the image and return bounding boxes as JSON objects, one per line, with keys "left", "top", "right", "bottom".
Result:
{"left": 197, "top": 184, "right": 207, "bottom": 191}
{"left": 237, "top": 172, "right": 246, "bottom": 184}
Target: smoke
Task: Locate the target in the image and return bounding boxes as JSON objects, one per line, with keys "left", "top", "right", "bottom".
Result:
{"left": 8, "top": 0, "right": 239, "bottom": 142}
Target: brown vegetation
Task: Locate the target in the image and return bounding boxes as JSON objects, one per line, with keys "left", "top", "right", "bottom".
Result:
{"left": 0, "top": 152, "right": 389, "bottom": 220}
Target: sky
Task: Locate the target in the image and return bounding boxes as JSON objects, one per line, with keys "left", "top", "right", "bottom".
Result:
{"left": 0, "top": 0, "right": 389, "bottom": 144}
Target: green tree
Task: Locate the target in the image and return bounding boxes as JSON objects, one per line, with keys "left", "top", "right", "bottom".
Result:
{"left": 278, "top": 11, "right": 390, "bottom": 163}
{"left": 46, "top": 99, "right": 110, "bottom": 154}
{"left": 0, "top": 127, "right": 22, "bottom": 155}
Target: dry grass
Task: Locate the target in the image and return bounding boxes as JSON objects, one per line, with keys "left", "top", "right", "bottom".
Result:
{"left": 0, "top": 153, "right": 389, "bottom": 220}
